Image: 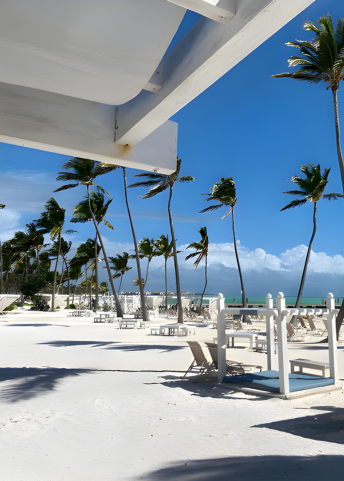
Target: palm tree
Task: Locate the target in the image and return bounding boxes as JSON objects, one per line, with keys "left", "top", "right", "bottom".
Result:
{"left": 71, "top": 238, "right": 100, "bottom": 309}
{"left": 71, "top": 191, "right": 113, "bottom": 310}
{"left": 138, "top": 237, "right": 158, "bottom": 287}
{"left": 25, "top": 223, "right": 46, "bottom": 283}
{"left": 35, "top": 198, "right": 66, "bottom": 312}
{"left": 185, "top": 227, "right": 209, "bottom": 314}
{"left": 109, "top": 252, "right": 132, "bottom": 293}
{"left": 49, "top": 237, "right": 72, "bottom": 299}
{"left": 129, "top": 158, "right": 195, "bottom": 323}
{"left": 53, "top": 158, "right": 123, "bottom": 317}
{"left": 272, "top": 14, "right": 344, "bottom": 335}
{"left": 281, "top": 164, "right": 343, "bottom": 318}
{"left": 200, "top": 177, "right": 247, "bottom": 315}
{"left": 121, "top": 167, "right": 149, "bottom": 323}
{"left": 272, "top": 14, "right": 344, "bottom": 190}
{"left": 154, "top": 235, "right": 174, "bottom": 311}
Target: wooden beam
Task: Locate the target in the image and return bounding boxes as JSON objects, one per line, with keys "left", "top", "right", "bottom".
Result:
{"left": 167, "top": 0, "right": 236, "bottom": 24}
{"left": 115, "top": 0, "right": 315, "bottom": 146}
{"left": 0, "top": 83, "right": 177, "bottom": 174}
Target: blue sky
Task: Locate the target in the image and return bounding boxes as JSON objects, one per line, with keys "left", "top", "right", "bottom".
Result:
{"left": 1, "top": 0, "right": 344, "bottom": 297}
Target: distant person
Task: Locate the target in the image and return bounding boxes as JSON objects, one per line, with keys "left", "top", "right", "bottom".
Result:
{"left": 233, "top": 298, "right": 236, "bottom": 304}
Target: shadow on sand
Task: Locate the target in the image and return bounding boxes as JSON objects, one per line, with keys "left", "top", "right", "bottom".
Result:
{"left": 254, "top": 406, "right": 344, "bottom": 444}
{"left": 40, "top": 340, "right": 115, "bottom": 348}
{"left": 0, "top": 367, "right": 92, "bottom": 402}
{"left": 104, "top": 344, "right": 185, "bottom": 353}
{"left": 146, "top": 375, "right": 269, "bottom": 401}
{"left": 40, "top": 341, "right": 185, "bottom": 353}
{"left": 137, "top": 455, "right": 343, "bottom": 480}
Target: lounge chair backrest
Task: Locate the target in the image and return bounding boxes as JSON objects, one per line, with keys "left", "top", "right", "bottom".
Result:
{"left": 186, "top": 341, "right": 208, "bottom": 367}
{"left": 236, "top": 320, "right": 244, "bottom": 331}
{"left": 205, "top": 342, "right": 218, "bottom": 368}
{"left": 298, "top": 316, "right": 307, "bottom": 329}
{"left": 321, "top": 318, "right": 328, "bottom": 330}
{"left": 286, "top": 323, "right": 295, "bottom": 340}
{"left": 307, "top": 318, "right": 317, "bottom": 331}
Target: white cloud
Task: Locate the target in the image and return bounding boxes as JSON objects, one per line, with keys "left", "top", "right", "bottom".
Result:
{"left": 0, "top": 208, "right": 22, "bottom": 241}
{"left": 0, "top": 170, "right": 80, "bottom": 214}
{"left": 99, "top": 236, "right": 344, "bottom": 277}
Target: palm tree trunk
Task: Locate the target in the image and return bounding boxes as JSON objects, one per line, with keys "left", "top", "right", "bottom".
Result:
{"left": 95, "top": 234, "right": 99, "bottom": 311}
{"left": 291, "top": 203, "right": 317, "bottom": 324}
{"left": 89, "top": 268, "right": 93, "bottom": 311}
{"left": 37, "top": 248, "right": 40, "bottom": 283}
{"left": 232, "top": 207, "right": 247, "bottom": 318}
{"left": 122, "top": 168, "right": 148, "bottom": 322}
{"left": 51, "top": 233, "right": 61, "bottom": 312}
{"left": 119, "top": 273, "right": 124, "bottom": 293}
{"left": 332, "top": 89, "right": 344, "bottom": 189}
{"left": 72, "top": 279, "right": 78, "bottom": 305}
{"left": 65, "top": 258, "right": 70, "bottom": 308}
{"left": 86, "top": 185, "right": 123, "bottom": 317}
{"left": 168, "top": 185, "right": 183, "bottom": 323}
{"left": 57, "top": 267, "right": 64, "bottom": 294}
{"left": 165, "top": 257, "right": 168, "bottom": 311}
{"left": 25, "top": 255, "right": 28, "bottom": 284}
{"left": 331, "top": 89, "right": 344, "bottom": 338}
{"left": 200, "top": 255, "right": 208, "bottom": 314}
{"left": 145, "top": 259, "right": 151, "bottom": 286}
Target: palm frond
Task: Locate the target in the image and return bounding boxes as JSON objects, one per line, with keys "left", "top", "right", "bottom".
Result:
{"left": 140, "top": 181, "right": 170, "bottom": 199}
{"left": 199, "top": 204, "right": 223, "bottom": 214}
{"left": 53, "top": 184, "right": 79, "bottom": 192}
{"left": 221, "top": 207, "right": 233, "bottom": 220}
{"left": 133, "top": 172, "right": 167, "bottom": 181}
{"left": 323, "top": 193, "right": 344, "bottom": 200}
{"left": 272, "top": 71, "right": 323, "bottom": 83}
{"left": 103, "top": 219, "right": 114, "bottom": 230}
{"left": 280, "top": 199, "right": 308, "bottom": 211}
{"left": 128, "top": 180, "right": 162, "bottom": 189}
{"left": 94, "top": 184, "right": 111, "bottom": 197}
{"left": 334, "top": 17, "right": 344, "bottom": 50}
{"left": 178, "top": 176, "right": 196, "bottom": 183}
{"left": 185, "top": 242, "right": 203, "bottom": 251}
{"left": 303, "top": 20, "right": 322, "bottom": 34}
{"left": 184, "top": 251, "right": 200, "bottom": 261}
{"left": 56, "top": 172, "right": 81, "bottom": 182}
{"left": 282, "top": 190, "right": 308, "bottom": 196}
{"left": 318, "top": 13, "right": 334, "bottom": 37}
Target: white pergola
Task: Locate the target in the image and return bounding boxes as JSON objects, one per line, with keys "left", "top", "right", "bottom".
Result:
{"left": 217, "top": 293, "right": 340, "bottom": 399}
{"left": 0, "top": 0, "right": 314, "bottom": 173}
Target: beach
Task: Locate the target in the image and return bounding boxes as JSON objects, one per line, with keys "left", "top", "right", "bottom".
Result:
{"left": 0, "top": 311, "right": 343, "bottom": 480}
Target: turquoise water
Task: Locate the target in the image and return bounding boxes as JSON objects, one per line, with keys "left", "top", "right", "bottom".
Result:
{"left": 165, "top": 294, "right": 343, "bottom": 306}
{"left": 224, "top": 296, "right": 343, "bottom": 305}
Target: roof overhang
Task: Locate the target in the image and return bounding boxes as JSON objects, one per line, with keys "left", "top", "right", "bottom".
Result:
{"left": 0, "top": 0, "right": 315, "bottom": 173}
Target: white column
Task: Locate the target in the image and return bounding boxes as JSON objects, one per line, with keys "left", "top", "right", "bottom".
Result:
{"left": 217, "top": 293, "right": 225, "bottom": 312}
{"left": 266, "top": 294, "right": 277, "bottom": 370}
{"left": 217, "top": 296, "right": 226, "bottom": 382}
{"left": 276, "top": 292, "right": 290, "bottom": 395}
{"left": 326, "top": 293, "right": 339, "bottom": 384}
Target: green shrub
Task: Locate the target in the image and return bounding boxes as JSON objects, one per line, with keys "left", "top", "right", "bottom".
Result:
{"left": 67, "top": 304, "right": 76, "bottom": 309}
{"left": 31, "top": 296, "right": 50, "bottom": 311}
{"left": 4, "top": 303, "right": 17, "bottom": 311}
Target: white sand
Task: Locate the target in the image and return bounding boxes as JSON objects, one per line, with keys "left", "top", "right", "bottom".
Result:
{"left": 0, "top": 311, "right": 343, "bottom": 480}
